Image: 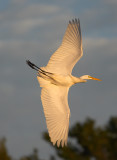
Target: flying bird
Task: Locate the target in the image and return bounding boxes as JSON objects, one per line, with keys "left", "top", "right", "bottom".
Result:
{"left": 26, "top": 19, "right": 101, "bottom": 147}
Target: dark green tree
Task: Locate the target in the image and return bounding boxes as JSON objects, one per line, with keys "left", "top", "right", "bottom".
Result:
{"left": 1, "top": 116, "right": 117, "bottom": 160}
{"left": 0, "top": 137, "right": 11, "bottom": 160}
{"left": 43, "top": 117, "right": 117, "bottom": 160}
{"left": 106, "top": 117, "right": 117, "bottom": 160}
{"left": 20, "top": 148, "right": 42, "bottom": 160}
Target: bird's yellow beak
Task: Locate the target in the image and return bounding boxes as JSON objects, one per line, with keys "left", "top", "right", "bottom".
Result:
{"left": 90, "top": 76, "right": 102, "bottom": 81}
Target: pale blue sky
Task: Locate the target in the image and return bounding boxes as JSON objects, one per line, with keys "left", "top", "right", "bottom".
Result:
{"left": 0, "top": 0, "right": 117, "bottom": 159}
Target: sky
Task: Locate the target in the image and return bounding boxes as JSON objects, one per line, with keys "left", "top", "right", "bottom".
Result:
{"left": 0, "top": 0, "right": 117, "bottom": 159}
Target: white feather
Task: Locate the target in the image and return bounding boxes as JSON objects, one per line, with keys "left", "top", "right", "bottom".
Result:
{"left": 44, "top": 19, "right": 83, "bottom": 75}
{"left": 39, "top": 79, "right": 70, "bottom": 146}
{"left": 37, "top": 19, "right": 82, "bottom": 147}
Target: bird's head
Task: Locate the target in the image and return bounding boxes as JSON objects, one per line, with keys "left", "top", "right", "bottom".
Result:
{"left": 80, "top": 75, "right": 102, "bottom": 81}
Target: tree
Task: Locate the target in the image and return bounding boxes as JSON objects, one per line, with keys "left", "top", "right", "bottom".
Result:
{"left": 106, "top": 117, "right": 117, "bottom": 160}
{"left": 1, "top": 116, "right": 117, "bottom": 160}
{"left": 43, "top": 117, "right": 117, "bottom": 160}
{"left": 0, "top": 137, "right": 11, "bottom": 160}
{"left": 20, "top": 148, "right": 42, "bottom": 160}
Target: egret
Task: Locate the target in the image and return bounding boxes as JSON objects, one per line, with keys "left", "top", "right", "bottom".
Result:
{"left": 26, "top": 19, "right": 101, "bottom": 147}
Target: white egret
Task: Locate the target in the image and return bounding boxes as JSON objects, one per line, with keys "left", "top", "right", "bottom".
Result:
{"left": 26, "top": 19, "right": 101, "bottom": 147}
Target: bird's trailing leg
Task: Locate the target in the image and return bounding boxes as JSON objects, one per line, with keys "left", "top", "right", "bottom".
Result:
{"left": 26, "top": 60, "right": 53, "bottom": 74}
{"left": 26, "top": 60, "right": 39, "bottom": 71}
{"left": 26, "top": 60, "right": 54, "bottom": 80}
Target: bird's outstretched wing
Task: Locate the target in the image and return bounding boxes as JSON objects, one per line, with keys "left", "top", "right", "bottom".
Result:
{"left": 44, "top": 19, "right": 83, "bottom": 75}
{"left": 41, "top": 83, "right": 70, "bottom": 147}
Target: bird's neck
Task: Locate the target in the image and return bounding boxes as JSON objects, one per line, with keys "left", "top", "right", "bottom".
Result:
{"left": 72, "top": 76, "right": 87, "bottom": 84}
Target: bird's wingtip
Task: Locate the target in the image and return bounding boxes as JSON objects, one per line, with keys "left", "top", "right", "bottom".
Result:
{"left": 69, "top": 18, "right": 80, "bottom": 25}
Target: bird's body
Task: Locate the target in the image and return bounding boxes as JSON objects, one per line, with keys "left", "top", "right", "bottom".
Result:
{"left": 26, "top": 19, "right": 101, "bottom": 147}
{"left": 38, "top": 72, "right": 85, "bottom": 87}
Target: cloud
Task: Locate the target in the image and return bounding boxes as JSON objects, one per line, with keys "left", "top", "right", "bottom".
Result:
{"left": 11, "top": 0, "right": 28, "bottom": 5}
{"left": 11, "top": 18, "right": 46, "bottom": 34}
{"left": 0, "top": 2, "right": 72, "bottom": 37}
{"left": 18, "top": 3, "right": 60, "bottom": 18}
{"left": 0, "top": 4, "right": 57, "bottom": 36}
{"left": 81, "top": 37, "right": 117, "bottom": 72}
{"left": 103, "top": 0, "right": 117, "bottom": 5}
{"left": 76, "top": 1, "right": 117, "bottom": 38}
{"left": 83, "top": 37, "right": 117, "bottom": 56}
